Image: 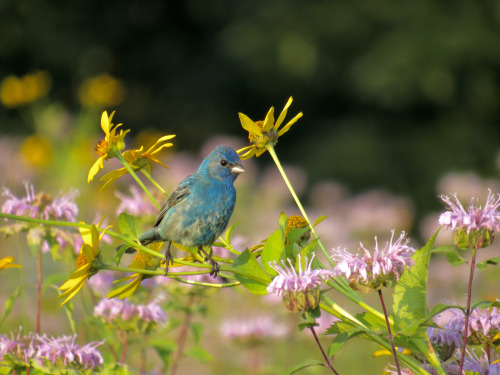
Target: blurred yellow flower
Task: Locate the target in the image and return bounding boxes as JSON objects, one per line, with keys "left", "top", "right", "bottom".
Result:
{"left": 107, "top": 244, "right": 162, "bottom": 299}
{"left": 0, "top": 256, "right": 21, "bottom": 270}
{"left": 99, "top": 134, "right": 175, "bottom": 190}
{"left": 78, "top": 74, "right": 125, "bottom": 109}
{"left": 0, "top": 71, "right": 51, "bottom": 107}
{"left": 20, "top": 134, "right": 54, "bottom": 168}
{"left": 88, "top": 111, "right": 130, "bottom": 183}
{"left": 59, "top": 221, "right": 111, "bottom": 306}
{"left": 237, "top": 97, "right": 302, "bottom": 159}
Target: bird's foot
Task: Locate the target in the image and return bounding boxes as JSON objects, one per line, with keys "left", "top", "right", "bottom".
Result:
{"left": 199, "top": 248, "right": 220, "bottom": 278}
{"left": 164, "top": 242, "right": 174, "bottom": 276}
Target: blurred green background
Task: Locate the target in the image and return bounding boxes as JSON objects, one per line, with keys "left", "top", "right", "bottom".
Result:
{"left": 2, "top": 0, "right": 500, "bottom": 220}
{"left": 1, "top": 1, "right": 500, "bottom": 374}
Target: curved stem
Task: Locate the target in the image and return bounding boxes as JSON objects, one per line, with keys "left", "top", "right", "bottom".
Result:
{"left": 309, "top": 326, "right": 339, "bottom": 374}
{"left": 378, "top": 289, "right": 401, "bottom": 375}
{"left": 115, "top": 153, "right": 160, "bottom": 209}
{"left": 266, "top": 145, "right": 335, "bottom": 268}
{"left": 141, "top": 169, "right": 167, "bottom": 196}
{"left": 458, "top": 246, "right": 477, "bottom": 374}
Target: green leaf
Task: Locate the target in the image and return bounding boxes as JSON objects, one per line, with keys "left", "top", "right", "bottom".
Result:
{"left": 148, "top": 338, "right": 176, "bottom": 368}
{"left": 313, "top": 215, "right": 327, "bottom": 227}
{"left": 115, "top": 244, "right": 128, "bottom": 265}
{"left": 62, "top": 301, "right": 76, "bottom": 334}
{"left": 431, "top": 245, "right": 465, "bottom": 266}
{"left": 0, "top": 286, "right": 22, "bottom": 327}
{"left": 190, "top": 322, "right": 203, "bottom": 344}
{"left": 327, "top": 328, "right": 364, "bottom": 356}
{"left": 300, "top": 238, "right": 319, "bottom": 261}
{"left": 397, "top": 303, "right": 462, "bottom": 336}
{"left": 278, "top": 211, "right": 288, "bottom": 235}
{"left": 261, "top": 229, "right": 284, "bottom": 274}
{"left": 476, "top": 256, "right": 500, "bottom": 270}
{"left": 118, "top": 213, "right": 141, "bottom": 240}
{"left": 232, "top": 249, "right": 271, "bottom": 295}
{"left": 185, "top": 347, "right": 213, "bottom": 362}
{"left": 283, "top": 360, "right": 324, "bottom": 375}
{"left": 393, "top": 229, "right": 439, "bottom": 335}
{"left": 224, "top": 221, "right": 239, "bottom": 244}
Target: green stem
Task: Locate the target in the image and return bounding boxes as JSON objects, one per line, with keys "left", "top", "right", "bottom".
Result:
{"left": 324, "top": 279, "right": 387, "bottom": 323}
{"left": 266, "top": 145, "right": 335, "bottom": 268}
{"left": 0, "top": 212, "right": 164, "bottom": 260}
{"left": 216, "top": 236, "right": 241, "bottom": 255}
{"left": 141, "top": 169, "right": 167, "bottom": 196}
{"left": 115, "top": 152, "right": 160, "bottom": 209}
{"left": 172, "top": 277, "right": 241, "bottom": 288}
{"left": 320, "top": 296, "right": 369, "bottom": 329}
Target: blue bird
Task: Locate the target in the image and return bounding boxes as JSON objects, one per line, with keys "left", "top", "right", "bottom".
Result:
{"left": 133, "top": 145, "right": 244, "bottom": 277}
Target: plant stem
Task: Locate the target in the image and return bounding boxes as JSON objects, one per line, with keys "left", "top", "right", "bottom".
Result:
{"left": 309, "top": 326, "right": 339, "bottom": 375}
{"left": 120, "top": 331, "right": 129, "bottom": 365}
{"left": 266, "top": 145, "right": 335, "bottom": 268}
{"left": 458, "top": 246, "right": 477, "bottom": 374}
{"left": 36, "top": 247, "right": 42, "bottom": 334}
{"left": 378, "top": 289, "right": 401, "bottom": 375}
{"left": 170, "top": 294, "right": 195, "bottom": 375}
{"left": 141, "top": 169, "right": 167, "bottom": 196}
{"left": 115, "top": 152, "right": 160, "bottom": 208}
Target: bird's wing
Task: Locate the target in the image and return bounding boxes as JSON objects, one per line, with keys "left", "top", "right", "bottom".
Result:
{"left": 153, "top": 183, "right": 191, "bottom": 227}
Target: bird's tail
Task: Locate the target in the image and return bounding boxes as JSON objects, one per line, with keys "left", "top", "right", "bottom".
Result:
{"left": 117, "top": 227, "right": 162, "bottom": 254}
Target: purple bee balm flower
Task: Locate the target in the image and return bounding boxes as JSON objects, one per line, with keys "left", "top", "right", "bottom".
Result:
{"left": 42, "top": 189, "right": 79, "bottom": 222}
{"left": 438, "top": 190, "right": 500, "bottom": 249}
{"left": 447, "top": 307, "right": 500, "bottom": 346}
{"left": 331, "top": 230, "right": 415, "bottom": 293}
{"left": 267, "top": 254, "right": 333, "bottom": 312}
{"left": 2, "top": 183, "right": 39, "bottom": 218}
{"left": 427, "top": 325, "right": 462, "bottom": 361}
{"left": 220, "top": 315, "right": 288, "bottom": 345}
{"left": 36, "top": 334, "right": 104, "bottom": 370}
{"left": 0, "top": 328, "right": 37, "bottom": 365}
{"left": 115, "top": 186, "right": 156, "bottom": 216}
{"left": 94, "top": 298, "right": 166, "bottom": 332}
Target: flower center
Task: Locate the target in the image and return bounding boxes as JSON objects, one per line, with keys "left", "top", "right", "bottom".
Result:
{"left": 76, "top": 252, "right": 89, "bottom": 268}
{"left": 95, "top": 140, "right": 110, "bottom": 157}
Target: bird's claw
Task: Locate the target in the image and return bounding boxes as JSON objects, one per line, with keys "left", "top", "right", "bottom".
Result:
{"left": 209, "top": 259, "right": 220, "bottom": 278}
{"left": 164, "top": 247, "right": 174, "bottom": 276}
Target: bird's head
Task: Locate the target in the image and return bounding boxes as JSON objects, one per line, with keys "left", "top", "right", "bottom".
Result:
{"left": 203, "top": 145, "right": 245, "bottom": 182}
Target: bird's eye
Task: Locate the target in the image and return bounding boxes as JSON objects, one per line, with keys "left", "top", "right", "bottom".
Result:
{"left": 220, "top": 159, "right": 228, "bottom": 167}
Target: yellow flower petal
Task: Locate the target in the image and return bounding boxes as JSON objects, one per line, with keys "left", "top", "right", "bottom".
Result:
{"left": 275, "top": 97, "right": 294, "bottom": 130}
{"left": 277, "top": 112, "right": 303, "bottom": 137}
{"left": 238, "top": 113, "right": 262, "bottom": 135}
{"left": 0, "top": 256, "right": 21, "bottom": 270}
{"left": 146, "top": 134, "right": 176, "bottom": 154}
{"left": 88, "top": 156, "right": 104, "bottom": 183}
{"left": 262, "top": 107, "right": 275, "bottom": 132}
{"left": 59, "top": 278, "right": 86, "bottom": 306}
{"left": 240, "top": 147, "right": 257, "bottom": 160}
{"left": 99, "top": 168, "right": 128, "bottom": 190}
{"left": 59, "top": 264, "right": 91, "bottom": 290}
{"left": 100, "top": 111, "right": 112, "bottom": 135}
{"left": 106, "top": 275, "right": 142, "bottom": 299}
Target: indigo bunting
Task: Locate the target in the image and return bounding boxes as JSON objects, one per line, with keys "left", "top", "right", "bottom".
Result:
{"left": 130, "top": 145, "right": 244, "bottom": 277}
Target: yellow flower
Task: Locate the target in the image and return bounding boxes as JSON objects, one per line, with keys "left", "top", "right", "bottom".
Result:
{"left": 0, "top": 71, "right": 51, "bottom": 107}
{"left": 88, "top": 111, "right": 130, "bottom": 183}
{"left": 59, "top": 221, "right": 111, "bottom": 306}
{"left": 107, "top": 244, "right": 162, "bottom": 299}
{"left": 0, "top": 256, "right": 21, "bottom": 270}
{"left": 237, "top": 97, "right": 303, "bottom": 160}
{"left": 78, "top": 74, "right": 125, "bottom": 109}
{"left": 99, "top": 134, "right": 175, "bottom": 190}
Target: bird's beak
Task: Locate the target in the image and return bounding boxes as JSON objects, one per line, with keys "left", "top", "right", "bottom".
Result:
{"left": 231, "top": 163, "right": 245, "bottom": 174}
